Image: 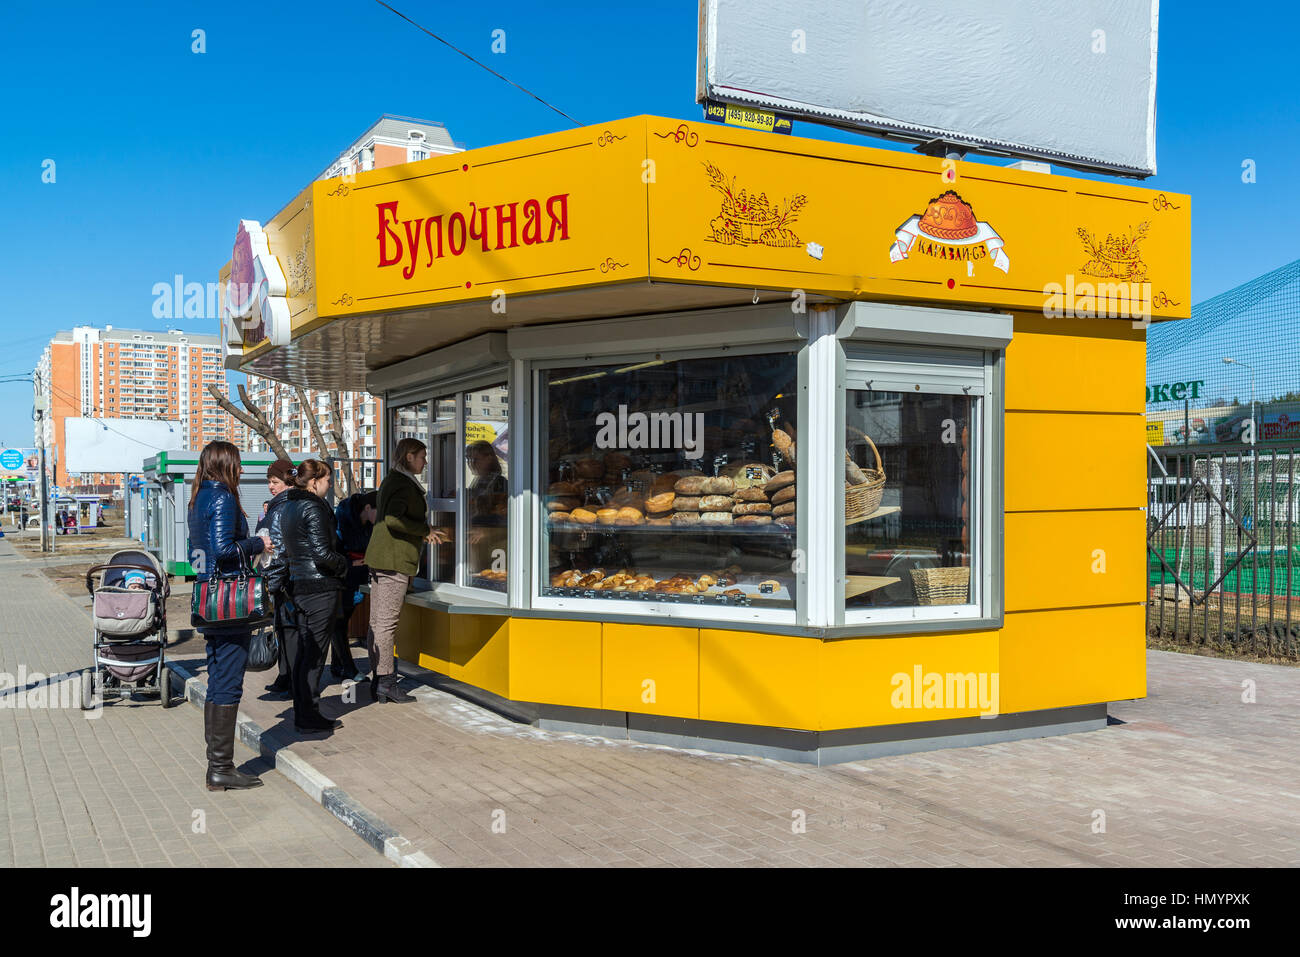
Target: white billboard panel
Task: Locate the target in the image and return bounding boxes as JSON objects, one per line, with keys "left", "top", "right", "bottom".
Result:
{"left": 698, "top": 0, "right": 1159, "bottom": 177}
{"left": 64, "top": 418, "right": 183, "bottom": 474}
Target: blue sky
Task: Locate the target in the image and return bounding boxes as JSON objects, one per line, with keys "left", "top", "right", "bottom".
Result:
{"left": 0, "top": 0, "right": 1295, "bottom": 446}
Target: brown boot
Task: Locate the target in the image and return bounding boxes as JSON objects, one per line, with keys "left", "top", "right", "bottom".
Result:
{"left": 374, "top": 673, "right": 415, "bottom": 704}
{"left": 205, "top": 701, "right": 264, "bottom": 791}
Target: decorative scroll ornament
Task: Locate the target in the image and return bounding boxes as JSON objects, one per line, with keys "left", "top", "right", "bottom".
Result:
{"left": 652, "top": 123, "right": 699, "bottom": 147}
{"left": 656, "top": 249, "right": 701, "bottom": 271}
{"left": 596, "top": 131, "right": 626, "bottom": 147}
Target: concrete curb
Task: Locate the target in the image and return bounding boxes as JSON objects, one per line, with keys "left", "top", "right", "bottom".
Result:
{"left": 169, "top": 661, "right": 439, "bottom": 868}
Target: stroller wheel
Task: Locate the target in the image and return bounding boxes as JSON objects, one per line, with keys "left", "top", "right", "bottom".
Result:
{"left": 80, "top": 668, "right": 97, "bottom": 711}
{"left": 160, "top": 665, "right": 174, "bottom": 709}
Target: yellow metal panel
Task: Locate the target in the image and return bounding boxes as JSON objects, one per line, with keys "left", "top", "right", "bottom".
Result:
{"left": 311, "top": 117, "right": 649, "bottom": 319}
{"left": 820, "top": 631, "right": 1000, "bottom": 730}
{"left": 447, "top": 614, "right": 510, "bottom": 697}
{"left": 646, "top": 118, "right": 1189, "bottom": 318}
{"left": 601, "top": 623, "right": 699, "bottom": 719}
{"left": 394, "top": 604, "right": 452, "bottom": 673}
{"left": 1005, "top": 412, "right": 1146, "bottom": 511}
{"left": 508, "top": 617, "right": 602, "bottom": 709}
{"left": 1006, "top": 314, "right": 1146, "bottom": 414}
{"left": 999, "top": 605, "right": 1146, "bottom": 713}
{"left": 699, "top": 629, "right": 819, "bottom": 729}
{"left": 1005, "top": 510, "right": 1147, "bottom": 612}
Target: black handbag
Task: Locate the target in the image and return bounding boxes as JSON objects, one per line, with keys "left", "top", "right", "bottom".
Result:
{"left": 245, "top": 624, "right": 279, "bottom": 672}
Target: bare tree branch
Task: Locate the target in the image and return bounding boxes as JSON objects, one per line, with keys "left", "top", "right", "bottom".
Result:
{"left": 207, "top": 383, "right": 289, "bottom": 459}
{"left": 294, "top": 385, "right": 335, "bottom": 469}
{"left": 327, "top": 391, "right": 356, "bottom": 497}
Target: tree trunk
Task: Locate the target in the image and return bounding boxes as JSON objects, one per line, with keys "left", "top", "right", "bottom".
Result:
{"left": 206, "top": 383, "right": 290, "bottom": 459}
{"left": 327, "top": 391, "right": 357, "bottom": 498}
{"left": 294, "top": 387, "right": 348, "bottom": 500}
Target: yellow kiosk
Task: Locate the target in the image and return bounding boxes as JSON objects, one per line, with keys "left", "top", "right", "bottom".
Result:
{"left": 220, "top": 116, "right": 1189, "bottom": 763}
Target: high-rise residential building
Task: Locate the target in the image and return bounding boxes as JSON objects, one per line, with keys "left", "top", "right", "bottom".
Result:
{"left": 35, "top": 326, "right": 247, "bottom": 489}
{"left": 243, "top": 115, "right": 462, "bottom": 491}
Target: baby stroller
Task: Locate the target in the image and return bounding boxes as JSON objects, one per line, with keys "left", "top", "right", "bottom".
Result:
{"left": 82, "top": 549, "right": 174, "bottom": 710}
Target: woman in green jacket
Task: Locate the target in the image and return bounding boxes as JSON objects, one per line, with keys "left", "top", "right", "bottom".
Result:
{"left": 364, "top": 437, "right": 442, "bottom": 703}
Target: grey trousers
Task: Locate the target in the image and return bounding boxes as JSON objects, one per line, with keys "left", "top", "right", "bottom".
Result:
{"left": 366, "top": 569, "right": 408, "bottom": 677}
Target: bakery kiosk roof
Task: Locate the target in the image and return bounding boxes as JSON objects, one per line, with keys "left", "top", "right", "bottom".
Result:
{"left": 221, "top": 114, "right": 1190, "bottom": 392}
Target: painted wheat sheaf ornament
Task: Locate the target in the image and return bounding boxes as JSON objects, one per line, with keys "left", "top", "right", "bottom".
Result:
{"left": 889, "top": 191, "right": 1010, "bottom": 273}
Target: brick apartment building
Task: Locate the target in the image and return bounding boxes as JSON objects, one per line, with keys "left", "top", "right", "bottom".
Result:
{"left": 242, "top": 115, "right": 462, "bottom": 490}
{"left": 36, "top": 326, "right": 247, "bottom": 489}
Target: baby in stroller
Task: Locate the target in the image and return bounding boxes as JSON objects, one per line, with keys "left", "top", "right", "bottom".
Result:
{"left": 83, "top": 549, "right": 173, "bottom": 709}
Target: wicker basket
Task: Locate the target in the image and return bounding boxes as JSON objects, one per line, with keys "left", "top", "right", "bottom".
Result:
{"left": 845, "top": 431, "right": 886, "bottom": 522}
{"left": 910, "top": 566, "right": 971, "bottom": 605}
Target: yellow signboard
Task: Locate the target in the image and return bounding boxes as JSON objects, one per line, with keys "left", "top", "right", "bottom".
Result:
{"left": 228, "top": 115, "right": 1190, "bottom": 367}
{"left": 645, "top": 117, "right": 1190, "bottom": 320}
{"left": 1146, "top": 420, "right": 1165, "bottom": 445}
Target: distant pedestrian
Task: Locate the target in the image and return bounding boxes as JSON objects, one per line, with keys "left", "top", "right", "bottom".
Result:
{"left": 364, "top": 439, "right": 440, "bottom": 704}
{"left": 187, "top": 440, "right": 271, "bottom": 791}
{"left": 280, "top": 459, "right": 347, "bottom": 733}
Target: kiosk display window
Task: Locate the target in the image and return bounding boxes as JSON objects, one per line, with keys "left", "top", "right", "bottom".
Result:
{"left": 537, "top": 351, "right": 799, "bottom": 609}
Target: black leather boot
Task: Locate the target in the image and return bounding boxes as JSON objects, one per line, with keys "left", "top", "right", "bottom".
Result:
{"left": 374, "top": 673, "right": 416, "bottom": 704}
{"left": 205, "top": 701, "right": 264, "bottom": 791}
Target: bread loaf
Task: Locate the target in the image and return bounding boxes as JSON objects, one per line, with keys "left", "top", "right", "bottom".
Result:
{"left": 845, "top": 454, "right": 868, "bottom": 487}
{"left": 734, "top": 486, "right": 769, "bottom": 503}
{"left": 732, "top": 502, "right": 772, "bottom": 515}
{"left": 699, "top": 512, "right": 733, "bottom": 525}
{"left": 646, "top": 516, "right": 673, "bottom": 526}
{"left": 770, "top": 485, "right": 797, "bottom": 506}
{"left": 734, "top": 515, "right": 772, "bottom": 526}
{"left": 773, "top": 429, "right": 796, "bottom": 465}
{"left": 575, "top": 458, "right": 604, "bottom": 479}
{"left": 614, "top": 507, "right": 645, "bottom": 526}
{"left": 703, "top": 476, "right": 735, "bottom": 495}
{"left": 670, "top": 512, "right": 701, "bottom": 526}
{"left": 772, "top": 501, "right": 797, "bottom": 517}
{"left": 672, "top": 496, "right": 702, "bottom": 512}
{"left": 546, "top": 497, "right": 580, "bottom": 512}
{"left": 571, "top": 508, "right": 597, "bottom": 524}
{"left": 674, "top": 475, "right": 708, "bottom": 495}
{"left": 547, "top": 480, "right": 578, "bottom": 496}
{"left": 766, "top": 470, "right": 796, "bottom": 493}
{"left": 645, "top": 491, "right": 676, "bottom": 514}
{"left": 699, "top": 494, "right": 734, "bottom": 512}
{"left": 596, "top": 508, "right": 619, "bottom": 525}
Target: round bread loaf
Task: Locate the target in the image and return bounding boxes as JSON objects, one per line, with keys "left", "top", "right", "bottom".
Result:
{"left": 548, "top": 480, "right": 578, "bottom": 496}
{"left": 570, "top": 508, "right": 598, "bottom": 524}
{"left": 734, "top": 515, "right": 772, "bottom": 526}
{"left": 614, "top": 507, "right": 644, "bottom": 526}
{"left": 732, "top": 502, "right": 772, "bottom": 515}
{"left": 674, "top": 475, "right": 708, "bottom": 495}
{"left": 546, "top": 497, "right": 580, "bottom": 512}
{"left": 646, "top": 516, "right": 673, "bottom": 526}
{"left": 699, "top": 512, "right": 733, "bottom": 525}
{"left": 596, "top": 508, "right": 619, "bottom": 525}
{"left": 672, "top": 496, "right": 702, "bottom": 512}
{"left": 703, "top": 476, "right": 735, "bottom": 495}
{"left": 770, "top": 485, "right": 797, "bottom": 506}
{"left": 772, "top": 500, "right": 797, "bottom": 517}
{"left": 645, "top": 491, "right": 676, "bottom": 513}
{"left": 699, "top": 494, "right": 734, "bottom": 511}
{"left": 766, "top": 470, "right": 796, "bottom": 493}
{"left": 734, "top": 486, "right": 769, "bottom": 502}
{"left": 670, "top": 511, "right": 700, "bottom": 526}
{"left": 548, "top": 512, "right": 571, "bottom": 525}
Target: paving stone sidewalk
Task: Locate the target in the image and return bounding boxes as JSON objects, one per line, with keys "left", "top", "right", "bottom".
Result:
{"left": 219, "top": 608, "right": 1300, "bottom": 867}
{"left": 0, "top": 539, "right": 389, "bottom": 868}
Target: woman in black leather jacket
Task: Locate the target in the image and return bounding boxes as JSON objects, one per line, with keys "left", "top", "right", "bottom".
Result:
{"left": 278, "top": 459, "right": 348, "bottom": 733}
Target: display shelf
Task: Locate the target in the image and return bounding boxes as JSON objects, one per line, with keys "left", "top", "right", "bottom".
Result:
{"left": 844, "top": 575, "right": 901, "bottom": 600}
{"left": 844, "top": 505, "right": 900, "bottom": 528}
{"left": 545, "top": 520, "right": 794, "bottom": 536}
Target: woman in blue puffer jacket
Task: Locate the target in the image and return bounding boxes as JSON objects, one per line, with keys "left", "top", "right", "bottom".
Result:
{"left": 187, "top": 441, "right": 272, "bottom": 791}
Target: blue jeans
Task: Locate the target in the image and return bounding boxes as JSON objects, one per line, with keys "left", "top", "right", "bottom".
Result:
{"left": 205, "top": 630, "right": 251, "bottom": 705}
